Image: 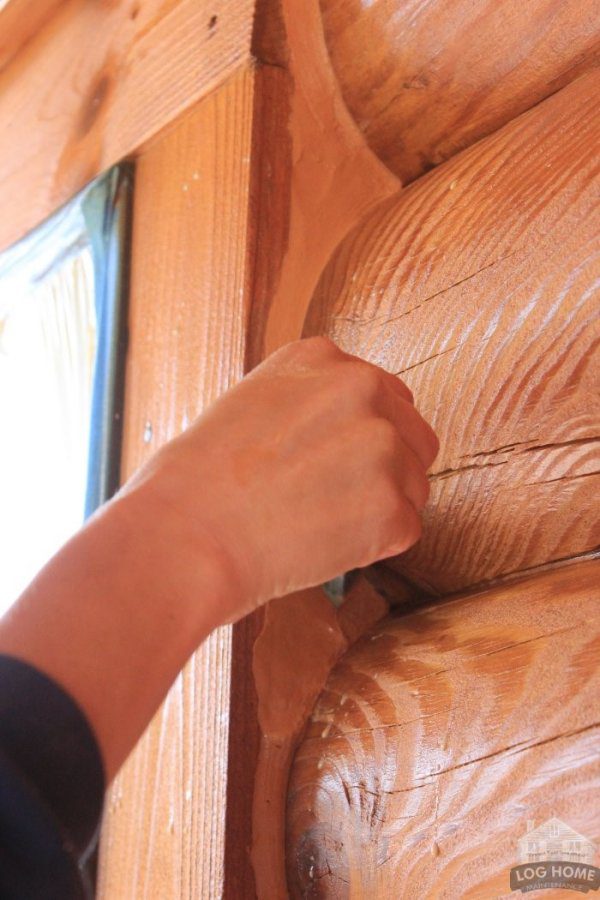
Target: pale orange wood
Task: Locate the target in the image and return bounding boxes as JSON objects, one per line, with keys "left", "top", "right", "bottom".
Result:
{"left": 305, "top": 70, "right": 600, "bottom": 597}
{"left": 287, "top": 560, "right": 600, "bottom": 898}
{"left": 0, "top": 0, "right": 254, "bottom": 252}
{"left": 249, "top": 0, "right": 399, "bottom": 362}
{"left": 96, "top": 67, "right": 261, "bottom": 900}
{"left": 0, "top": 0, "right": 63, "bottom": 70}
{"left": 250, "top": 579, "right": 389, "bottom": 900}
{"left": 319, "top": 0, "right": 600, "bottom": 182}
{"left": 219, "top": 2, "right": 402, "bottom": 894}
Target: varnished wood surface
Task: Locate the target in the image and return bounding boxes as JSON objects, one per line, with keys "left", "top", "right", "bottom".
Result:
{"left": 0, "top": 0, "right": 254, "bottom": 252}
{"left": 250, "top": 579, "right": 389, "bottom": 899}
{"left": 287, "top": 560, "right": 600, "bottom": 898}
{"left": 250, "top": 0, "right": 399, "bottom": 363}
{"left": 0, "top": 0, "right": 63, "bottom": 70}
{"left": 319, "top": 0, "right": 600, "bottom": 182}
{"left": 97, "top": 69, "right": 259, "bottom": 900}
{"left": 305, "top": 71, "right": 600, "bottom": 597}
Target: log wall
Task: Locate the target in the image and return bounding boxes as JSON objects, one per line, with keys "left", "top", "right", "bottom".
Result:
{"left": 305, "top": 71, "right": 600, "bottom": 597}
{"left": 287, "top": 562, "right": 600, "bottom": 897}
{"left": 319, "top": 0, "right": 600, "bottom": 181}
{"left": 286, "top": 14, "right": 600, "bottom": 900}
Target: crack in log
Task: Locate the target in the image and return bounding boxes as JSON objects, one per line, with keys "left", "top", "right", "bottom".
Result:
{"left": 379, "top": 250, "right": 521, "bottom": 323}
{"left": 523, "top": 469, "right": 600, "bottom": 486}
{"left": 345, "top": 784, "right": 422, "bottom": 802}
{"left": 430, "top": 459, "right": 509, "bottom": 480}
{"left": 430, "top": 443, "right": 599, "bottom": 481}
{"left": 416, "top": 721, "right": 600, "bottom": 781}
{"left": 307, "top": 711, "right": 440, "bottom": 742}
{"left": 342, "top": 781, "right": 351, "bottom": 806}
{"left": 333, "top": 250, "right": 521, "bottom": 330}
{"left": 458, "top": 435, "right": 599, "bottom": 460}
{"left": 308, "top": 728, "right": 599, "bottom": 829}
{"left": 473, "top": 624, "right": 580, "bottom": 659}
{"left": 392, "top": 344, "right": 461, "bottom": 375}
{"left": 307, "top": 618, "right": 597, "bottom": 743}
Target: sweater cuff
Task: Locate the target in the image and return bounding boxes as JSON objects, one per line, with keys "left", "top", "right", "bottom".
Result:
{"left": 0, "top": 654, "right": 105, "bottom": 859}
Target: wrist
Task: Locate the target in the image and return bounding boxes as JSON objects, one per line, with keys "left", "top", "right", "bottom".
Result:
{"left": 110, "top": 475, "right": 243, "bottom": 636}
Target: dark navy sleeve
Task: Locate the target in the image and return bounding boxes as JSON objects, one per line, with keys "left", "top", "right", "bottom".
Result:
{"left": 0, "top": 655, "right": 105, "bottom": 899}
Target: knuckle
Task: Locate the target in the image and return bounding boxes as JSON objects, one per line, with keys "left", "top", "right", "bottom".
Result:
{"left": 412, "top": 471, "right": 431, "bottom": 509}
{"left": 281, "top": 338, "right": 307, "bottom": 360}
{"left": 376, "top": 473, "right": 405, "bottom": 519}
{"left": 276, "top": 336, "right": 336, "bottom": 363}
{"left": 389, "top": 489, "right": 409, "bottom": 524}
{"left": 300, "top": 335, "right": 338, "bottom": 357}
{"left": 377, "top": 494, "right": 422, "bottom": 559}
{"left": 425, "top": 427, "right": 440, "bottom": 465}
{"left": 351, "top": 363, "right": 381, "bottom": 401}
{"left": 392, "top": 510, "right": 422, "bottom": 554}
{"left": 406, "top": 512, "right": 423, "bottom": 547}
{"left": 370, "top": 417, "right": 400, "bottom": 457}
{"left": 398, "top": 378, "right": 414, "bottom": 404}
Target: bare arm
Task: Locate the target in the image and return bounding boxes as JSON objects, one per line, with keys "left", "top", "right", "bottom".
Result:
{"left": 0, "top": 337, "right": 438, "bottom": 781}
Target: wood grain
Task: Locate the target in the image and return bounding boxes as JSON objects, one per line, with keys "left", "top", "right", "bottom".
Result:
{"left": 287, "top": 560, "right": 600, "bottom": 898}
{"left": 319, "top": 0, "right": 600, "bottom": 182}
{"left": 0, "top": 0, "right": 254, "bottom": 252}
{"left": 250, "top": 0, "right": 399, "bottom": 362}
{"left": 0, "top": 0, "right": 63, "bottom": 70}
{"left": 250, "top": 579, "right": 389, "bottom": 899}
{"left": 305, "top": 71, "right": 600, "bottom": 597}
{"left": 96, "top": 68, "right": 258, "bottom": 900}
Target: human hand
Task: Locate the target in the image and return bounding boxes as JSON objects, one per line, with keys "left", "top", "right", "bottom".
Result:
{"left": 122, "top": 337, "right": 439, "bottom": 624}
{"left": 0, "top": 337, "right": 439, "bottom": 778}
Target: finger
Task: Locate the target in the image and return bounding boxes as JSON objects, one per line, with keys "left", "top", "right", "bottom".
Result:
{"left": 334, "top": 349, "right": 415, "bottom": 405}
{"left": 381, "top": 385, "right": 439, "bottom": 468}
{"left": 257, "top": 336, "right": 343, "bottom": 377}
{"left": 358, "top": 358, "right": 415, "bottom": 405}
{"left": 393, "top": 440, "right": 431, "bottom": 512}
{"left": 383, "top": 492, "right": 423, "bottom": 558}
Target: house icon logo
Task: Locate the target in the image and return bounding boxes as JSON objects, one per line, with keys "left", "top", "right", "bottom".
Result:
{"left": 510, "top": 817, "right": 600, "bottom": 893}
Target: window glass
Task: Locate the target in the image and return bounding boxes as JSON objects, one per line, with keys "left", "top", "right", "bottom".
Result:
{"left": 0, "top": 167, "right": 132, "bottom": 613}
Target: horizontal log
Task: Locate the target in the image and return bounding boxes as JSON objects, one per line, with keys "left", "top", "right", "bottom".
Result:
{"left": 319, "top": 0, "right": 600, "bottom": 181}
{"left": 286, "top": 560, "right": 600, "bottom": 897}
{"left": 304, "top": 71, "right": 600, "bottom": 596}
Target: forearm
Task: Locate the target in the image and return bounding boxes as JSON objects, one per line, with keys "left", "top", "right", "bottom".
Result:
{"left": 0, "top": 485, "right": 230, "bottom": 781}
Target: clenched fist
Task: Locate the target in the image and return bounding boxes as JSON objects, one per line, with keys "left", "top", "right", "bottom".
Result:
{"left": 1, "top": 336, "right": 439, "bottom": 779}
{"left": 123, "top": 337, "right": 439, "bottom": 622}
